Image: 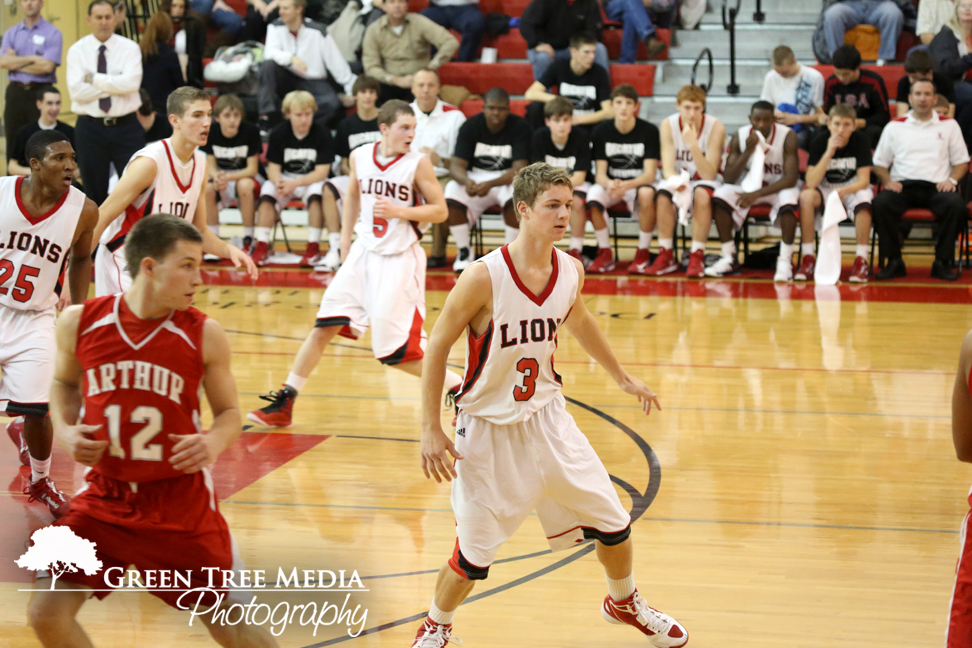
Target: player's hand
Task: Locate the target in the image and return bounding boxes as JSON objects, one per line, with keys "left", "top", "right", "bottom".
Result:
{"left": 777, "top": 112, "right": 798, "bottom": 126}
{"left": 617, "top": 374, "right": 662, "bottom": 415}
{"left": 214, "top": 171, "right": 229, "bottom": 192}
{"left": 421, "top": 426, "right": 464, "bottom": 483}
{"left": 608, "top": 179, "right": 625, "bottom": 200}
{"left": 374, "top": 196, "right": 402, "bottom": 220}
{"left": 420, "top": 147, "right": 442, "bottom": 166}
{"left": 61, "top": 424, "right": 108, "bottom": 467}
{"left": 745, "top": 128, "right": 760, "bottom": 149}
{"left": 226, "top": 244, "right": 258, "bottom": 279}
{"left": 681, "top": 122, "right": 698, "bottom": 148}
{"left": 168, "top": 433, "right": 222, "bottom": 473}
{"left": 738, "top": 191, "right": 759, "bottom": 209}
{"left": 939, "top": 180, "right": 958, "bottom": 193}
{"left": 56, "top": 291, "right": 72, "bottom": 312}
{"left": 279, "top": 178, "right": 301, "bottom": 196}
{"left": 884, "top": 181, "right": 903, "bottom": 193}
{"left": 339, "top": 93, "right": 356, "bottom": 108}
{"left": 291, "top": 56, "right": 308, "bottom": 74}
{"left": 469, "top": 182, "right": 489, "bottom": 197}
{"left": 826, "top": 132, "right": 847, "bottom": 152}
{"left": 535, "top": 43, "right": 555, "bottom": 58}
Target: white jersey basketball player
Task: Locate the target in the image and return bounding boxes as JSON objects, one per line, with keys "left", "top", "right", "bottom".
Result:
{"left": 707, "top": 102, "right": 801, "bottom": 277}
{"left": 91, "top": 87, "right": 256, "bottom": 296}
{"left": 0, "top": 130, "right": 99, "bottom": 518}
{"left": 247, "top": 100, "right": 463, "bottom": 429}
{"left": 414, "top": 163, "right": 688, "bottom": 648}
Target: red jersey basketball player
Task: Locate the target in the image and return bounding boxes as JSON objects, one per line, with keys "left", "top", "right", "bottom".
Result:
{"left": 414, "top": 163, "right": 688, "bottom": 647}
{"left": 29, "top": 214, "right": 276, "bottom": 647}
{"left": 2, "top": 130, "right": 98, "bottom": 518}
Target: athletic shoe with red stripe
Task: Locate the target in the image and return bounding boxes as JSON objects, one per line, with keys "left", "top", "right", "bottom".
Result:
{"left": 411, "top": 619, "right": 455, "bottom": 648}
{"left": 247, "top": 385, "right": 297, "bottom": 427}
{"left": 25, "top": 476, "right": 71, "bottom": 519}
{"left": 251, "top": 241, "right": 270, "bottom": 267}
{"left": 794, "top": 254, "right": 815, "bottom": 281}
{"left": 849, "top": 255, "right": 870, "bottom": 283}
{"left": 299, "top": 242, "right": 321, "bottom": 267}
{"left": 685, "top": 249, "right": 705, "bottom": 278}
{"left": 6, "top": 417, "right": 28, "bottom": 466}
{"left": 602, "top": 590, "right": 688, "bottom": 647}
{"left": 587, "top": 248, "right": 616, "bottom": 273}
{"left": 628, "top": 248, "right": 651, "bottom": 274}
{"left": 644, "top": 247, "right": 678, "bottom": 276}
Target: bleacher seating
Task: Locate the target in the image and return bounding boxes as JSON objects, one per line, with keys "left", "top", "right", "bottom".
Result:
{"left": 458, "top": 99, "right": 529, "bottom": 117}
{"left": 609, "top": 64, "right": 655, "bottom": 97}
{"left": 602, "top": 29, "right": 671, "bottom": 62}
{"left": 438, "top": 62, "right": 535, "bottom": 95}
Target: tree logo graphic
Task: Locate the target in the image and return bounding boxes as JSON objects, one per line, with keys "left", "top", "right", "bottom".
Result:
{"left": 15, "top": 527, "right": 103, "bottom": 589}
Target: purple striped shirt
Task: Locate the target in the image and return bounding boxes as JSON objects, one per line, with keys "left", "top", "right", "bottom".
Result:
{"left": 0, "top": 16, "right": 61, "bottom": 83}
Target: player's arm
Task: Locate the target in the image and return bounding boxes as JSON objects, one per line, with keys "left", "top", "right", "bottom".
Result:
{"left": 340, "top": 155, "right": 360, "bottom": 263}
{"left": 421, "top": 263, "right": 492, "bottom": 482}
{"left": 562, "top": 257, "right": 661, "bottom": 415}
{"left": 191, "top": 185, "right": 258, "bottom": 279}
{"left": 840, "top": 165, "right": 872, "bottom": 196}
{"left": 91, "top": 156, "right": 158, "bottom": 251}
{"left": 804, "top": 142, "right": 836, "bottom": 190}
{"left": 266, "top": 161, "right": 282, "bottom": 184}
{"left": 449, "top": 156, "right": 473, "bottom": 187}
{"left": 50, "top": 306, "right": 109, "bottom": 465}
{"left": 524, "top": 80, "right": 556, "bottom": 103}
{"left": 953, "top": 330, "right": 972, "bottom": 462}
{"left": 620, "top": 157, "right": 658, "bottom": 192}
{"left": 593, "top": 159, "right": 611, "bottom": 188}
{"left": 169, "top": 318, "right": 241, "bottom": 473}
{"left": 206, "top": 154, "right": 220, "bottom": 181}
{"left": 295, "top": 162, "right": 330, "bottom": 187}
{"left": 569, "top": 170, "right": 587, "bottom": 186}
{"left": 483, "top": 159, "right": 527, "bottom": 191}
{"left": 720, "top": 133, "right": 748, "bottom": 185}
{"left": 7, "top": 158, "right": 30, "bottom": 176}
{"left": 693, "top": 120, "right": 725, "bottom": 182}
{"left": 375, "top": 156, "right": 448, "bottom": 224}
{"left": 67, "top": 198, "right": 99, "bottom": 305}
{"left": 660, "top": 118, "right": 677, "bottom": 179}
{"left": 573, "top": 99, "right": 614, "bottom": 126}
{"left": 223, "top": 154, "right": 259, "bottom": 183}
{"left": 753, "top": 130, "right": 800, "bottom": 197}
{"left": 340, "top": 157, "right": 351, "bottom": 176}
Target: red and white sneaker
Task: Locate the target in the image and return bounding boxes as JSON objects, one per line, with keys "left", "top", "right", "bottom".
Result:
{"left": 6, "top": 417, "right": 28, "bottom": 466}
{"left": 587, "top": 248, "right": 616, "bottom": 273}
{"left": 411, "top": 618, "right": 455, "bottom": 648}
{"left": 644, "top": 247, "right": 678, "bottom": 276}
{"left": 849, "top": 255, "right": 870, "bottom": 283}
{"left": 685, "top": 249, "right": 705, "bottom": 278}
{"left": 25, "top": 476, "right": 71, "bottom": 519}
{"left": 251, "top": 241, "right": 270, "bottom": 267}
{"left": 247, "top": 385, "right": 297, "bottom": 427}
{"left": 602, "top": 590, "right": 688, "bottom": 648}
{"left": 794, "top": 253, "right": 815, "bottom": 281}
{"left": 299, "top": 242, "right": 321, "bottom": 267}
{"left": 628, "top": 248, "right": 651, "bottom": 274}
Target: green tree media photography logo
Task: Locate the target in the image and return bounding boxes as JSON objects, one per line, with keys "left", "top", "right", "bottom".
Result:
{"left": 15, "top": 527, "right": 103, "bottom": 589}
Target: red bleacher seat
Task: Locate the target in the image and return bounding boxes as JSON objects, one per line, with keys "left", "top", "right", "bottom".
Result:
{"left": 224, "top": 0, "right": 248, "bottom": 15}
{"left": 602, "top": 28, "right": 671, "bottom": 62}
{"left": 609, "top": 64, "right": 655, "bottom": 97}
{"left": 477, "top": 0, "right": 531, "bottom": 16}
{"left": 459, "top": 99, "right": 529, "bottom": 117}
{"left": 439, "top": 62, "right": 534, "bottom": 95}
{"left": 812, "top": 65, "right": 906, "bottom": 98}
{"left": 408, "top": 0, "right": 430, "bottom": 11}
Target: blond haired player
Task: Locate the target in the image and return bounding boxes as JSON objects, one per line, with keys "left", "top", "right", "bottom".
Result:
{"left": 413, "top": 163, "right": 688, "bottom": 648}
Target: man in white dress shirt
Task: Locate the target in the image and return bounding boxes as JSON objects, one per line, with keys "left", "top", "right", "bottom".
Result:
{"left": 65, "top": 0, "right": 144, "bottom": 206}
{"left": 258, "top": 0, "right": 356, "bottom": 128}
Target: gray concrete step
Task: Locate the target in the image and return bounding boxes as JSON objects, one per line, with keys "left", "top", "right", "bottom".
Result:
{"left": 669, "top": 26, "right": 816, "bottom": 61}
{"left": 661, "top": 59, "right": 780, "bottom": 87}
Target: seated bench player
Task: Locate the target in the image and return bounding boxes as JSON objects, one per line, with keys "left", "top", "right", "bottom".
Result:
{"left": 251, "top": 91, "right": 333, "bottom": 267}
{"left": 707, "top": 101, "right": 800, "bottom": 277}
{"left": 585, "top": 84, "right": 660, "bottom": 274}
{"left": 530, "top": 97, "right": 592, "bottom": 265}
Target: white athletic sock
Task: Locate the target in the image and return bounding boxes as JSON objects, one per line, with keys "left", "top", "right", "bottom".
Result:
{"left": 504, "top": 225, "right": 518, "bottom": 245}
{"left": 721, "top": 241, "right": 736, "bottom": 258}
{"left": 606, "top": 573, "right": 636, "bottom": 602}
{"left": 30, "top": 455, "right": 51, "bottom": 484}
{"left": 594, "top": 227, "right": 610, "bottom": 249}
{"left": 856, "top": 244, "right": 868, "bottom": 258}
{"left": 328, "top": 232, "right": 341, "bottom": 251}
{"left": 308, "top": 227, "right": 322, "bottom": 245}
{"left": 691, "top": 241, "right": 706, "bottom": 253}
{"left": 285, "top": 373, "right": 307, "bottom": 393}
{"left": 638, "top": 231, "right": 653, "bottom": 250}
{"left": 802, "top": 242, "right": 816, "bottom": 257}
{"left": 255, "top": 226, "right": 272, "bottom": 244}
{"left": 569, "top": 236, "right": 584, "bottom": 251}
{"left": 208, "top": 224, "right": 220, "bottom": 237}
{"left": 243, "top": 226, "right": 255, "bottom": 239}
{"left": 444, "top": 369, "right": 463, "bottom": 393}
{"left": 450, "top": 224, "right": 471, "bottom": 251}
{"left": 428, "top": 600, "right": 455, "bottom": 625}
{"left": 780, "top": 242, "right": 795, "bottom": 261}
{"left": 659, "top": 237, "right": 674, "bottom": 251}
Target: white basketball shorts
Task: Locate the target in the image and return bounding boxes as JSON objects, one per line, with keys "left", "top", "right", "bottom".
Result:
{"left": 259, "top": 177, "right": 325, "bottom": 210}
{"left": 444, "top": 180, "right": 515, "bottom": 225}
{"left": 94, "top": 244, "right": 132, "bottom": 298}
{"left": 0, "top": 306, "right": 56, "bottom": 416}
{"left": 814, "top": 185, "right": 874, "bottom": 221}
{"left": 585, "top": 185, "right": 639, "bottom": 213}
{"left": 712, "top": 184, "right": 801, "bottom": 231}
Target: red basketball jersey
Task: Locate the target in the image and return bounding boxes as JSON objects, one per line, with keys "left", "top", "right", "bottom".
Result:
{"left": 76, "top": 294, "right": 207, "bottom": 483}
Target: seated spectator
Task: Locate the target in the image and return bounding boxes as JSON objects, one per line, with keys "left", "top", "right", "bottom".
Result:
{"left": 241, "top": 0, "right": 280, "bottom": 42}
{"left": 898, "top": 49, "right": 955, "bottom": 117}
{"left": 251, "top": 90, "right": 334, "bottom": 266}
{"left": 259, "top": 0, "right": 356, "bottom": 128}
{"left": 203, "top": 94, "right": 263, "bottom": 258}
{"left": 936, "top": 93, "right": 952, "bottom": 115}
{"left": 824, "top": 44, "right": 891, "bottom": 148}
{"left": 135, "top": 88, "right": 174, "bottom": 142}
{"left": 445, "top": 87, "right": 531, "bottom": 271}
{"left": 163, "top": 0, "right": 205, "bottom": 88}
{"left": 524, "top": 32, "right": 612, "bottom": 132}
{"left": 602, "top": 0, "right": 671, "bottom": 63}
{"left": 409, "top": 69, "right": 466, "bottom": 268}
{"left": 316, "top": 76, "right": 383, "bottom": 271}
{"left": 187, "top": 0, "right": 244, "bottom": 43}
{"left": 519, "top": 0, "right": 608, "bottom": 79}
{"left": 140, "top": 11, "right": 185, "bottom": 117}
{"left": 708, "top": 101, "right": 800, "bottom": 279}
{"left": 530, "top": 97, "right": 593, "bottom": 263}
{"left": 585, "top": 85, "right": 660, "bottom": 274}
{"left": 7, "top": 85, "right": 74, "bottom": 176}
{"left": 421, "top": 0, "right": 485, "bottom": 63}
{"left": 930, "top": 0, "right": 972, "bottom": 142}
{"left": 760, "top": 45, "right": 826, "bottom": 149}
{"left": 646, "top": 84, "right": 726, "bottom": 278}
{"left": 362, "top": 0, "right": 458, "bottom": 104}
{"left": 918, "top": 0, "right": 956, "bottom": 45}
{"left": 822, "top": 0, "right": 905, "bottom": 64}
{"left": 799, "top": 104, "right": 875, "bottom": 283}
{"left": 872, "top": 79, "right": 970, "bottom": 281}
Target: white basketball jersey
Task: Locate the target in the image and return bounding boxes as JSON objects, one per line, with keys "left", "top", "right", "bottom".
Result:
{"left": 100, "top": 139, "right": 207, "bottom": 249}
{"left": 737, "top": 123, "right": 791, "bottom": 186}
{"left": 352, "top": 142, "right": 426, "bottom": 255}
{"left": 456, "top": 245, "right": 579, "bottom": 425}
{"left": 667, "top": 113, "right": 722, "bottom": 180}
{"left": 0, "top": 176, "right": 85, "bottom": 311}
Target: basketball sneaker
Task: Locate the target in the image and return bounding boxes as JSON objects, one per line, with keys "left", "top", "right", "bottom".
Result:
{"left": 314, "top": 246, "right": 341, "bottom": 273}
{"left": 247, "top": 386, "right": 297, "bottom": 427}
{"left": 587, "top": 248, "right": 616, "bottom": 273}
{"left": 849, "top": 255, "right": 870, "bottom": 283}
{"left": 453, "top": 247, "right": 474, "bottom": 272}
{"left": 25, "top": 477, "right": 71, "bottom": 519}
{"left": 704, "top": 255, "right": 740, "bottom": 278}
{"left": 644, "top": 247, "right": 678, "bottom": 276}
{"left": 794, "top": 254, "right": 816, "bottom": 281}
{"left": 300, "top": 243, "right": 321, "bottom": 267}
{"left": 774, "top": 255, "right": 793, "bottom": 282}
{"left": 251, "top": 241, "right": 270, "bottom": 267}
{"left": 203, "top": 253, "right": 221, "bottom": 263}
{"left": 242, "top": 235, "right": 254, "bottom": 255}
{"left": 628, "top": 248, "right": 651, "bottom": 274}
{"left": 567, "top": 249, "right": 583, "bottom": 263}
{"left": 411, "top": 619, "right": 456, "bottom": 648}
{"left": 602, "top": 590, "right": 688, "bottom": 647}
{"left": 685, "top": 249, "right": 705, "bottom": 278}
{"left": 6, "top": 417, "right": 28, "bottom": 466}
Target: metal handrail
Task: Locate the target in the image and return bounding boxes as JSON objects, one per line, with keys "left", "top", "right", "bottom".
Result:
{"left": 721, "top": 0, "right": 741, "bottom": 96}
{"left": 691, "top": 48, "right": 714, "bottom": 94}
{"left": 754, "top": 0, "right": 765, "bottom": 23}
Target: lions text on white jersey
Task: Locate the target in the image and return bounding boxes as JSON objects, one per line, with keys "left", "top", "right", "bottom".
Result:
{"left": 736, "top": 123, "right": 792, "bottom": 186}
{"left": 99, "top": 139, "right": 207, "bottom": 250}
{"left": 352, "top": 142, "right": 427, "bottom": 255}
{"left": 667, "top": 113, "right": 723, "bottom": 180}
{"left": 456, "top": 246, "right": 579, "bottom": 425}
{"left": 0, "top": 177, "right": 85, "bottom": 311}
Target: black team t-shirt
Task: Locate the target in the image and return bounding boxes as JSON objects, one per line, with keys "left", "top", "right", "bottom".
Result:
{"left": 537, "top": 59, "right": 611, "bottom": 118}
{"left": 334, "top": 113, "right": 382, "bottom": 160}
{"left": 266, "top": 122, "right": 334, "bottom": 176}
{"left": 591, "top": 118, "right": 660, "bottom": 180}
{"left": 10, "top": 121, "right": 75, "bottom": 165}
{"left": 807, "top": 128, "right": 872, "bottom": 187}
{"left": 530, "top": 127, "right": 592, "bottom": 179}
{"left": 454, "top": 113, "right": 532, "bottom": 174}
{"left": 202, "top": 121, "right": 263, "bottom": 171}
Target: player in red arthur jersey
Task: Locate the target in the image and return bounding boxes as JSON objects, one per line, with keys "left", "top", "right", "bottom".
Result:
{"left": 29, "top": 214, "right": 276, "bottom": 647}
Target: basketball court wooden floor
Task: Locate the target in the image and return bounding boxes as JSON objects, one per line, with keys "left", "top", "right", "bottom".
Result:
{"left": 2, "top": 266, "right": 972, "bottom": 647}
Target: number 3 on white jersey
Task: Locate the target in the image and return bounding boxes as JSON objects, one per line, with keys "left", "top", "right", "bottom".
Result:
{"left": 104, "top": 404, "right": 163, "bottom": 461}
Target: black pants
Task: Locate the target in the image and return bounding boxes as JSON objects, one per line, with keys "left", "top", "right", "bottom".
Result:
{"left": 377, "top": 83, "right": 414, "bottom": 105}
{"left": 4, "top": 83, "right": 42, "bottom": 158}
{"left": 871, "top": 180, "right": 966, "bottom": 263}
{"left": 75, "top": 114, "right": 146, "bottom": 206}
{"left": 258, "top": 61, "right": 342, "bottom": 126}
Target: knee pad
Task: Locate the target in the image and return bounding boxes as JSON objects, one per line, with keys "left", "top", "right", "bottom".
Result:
{"left": 448, "top": 547, "right": 490, "bottom": 581}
